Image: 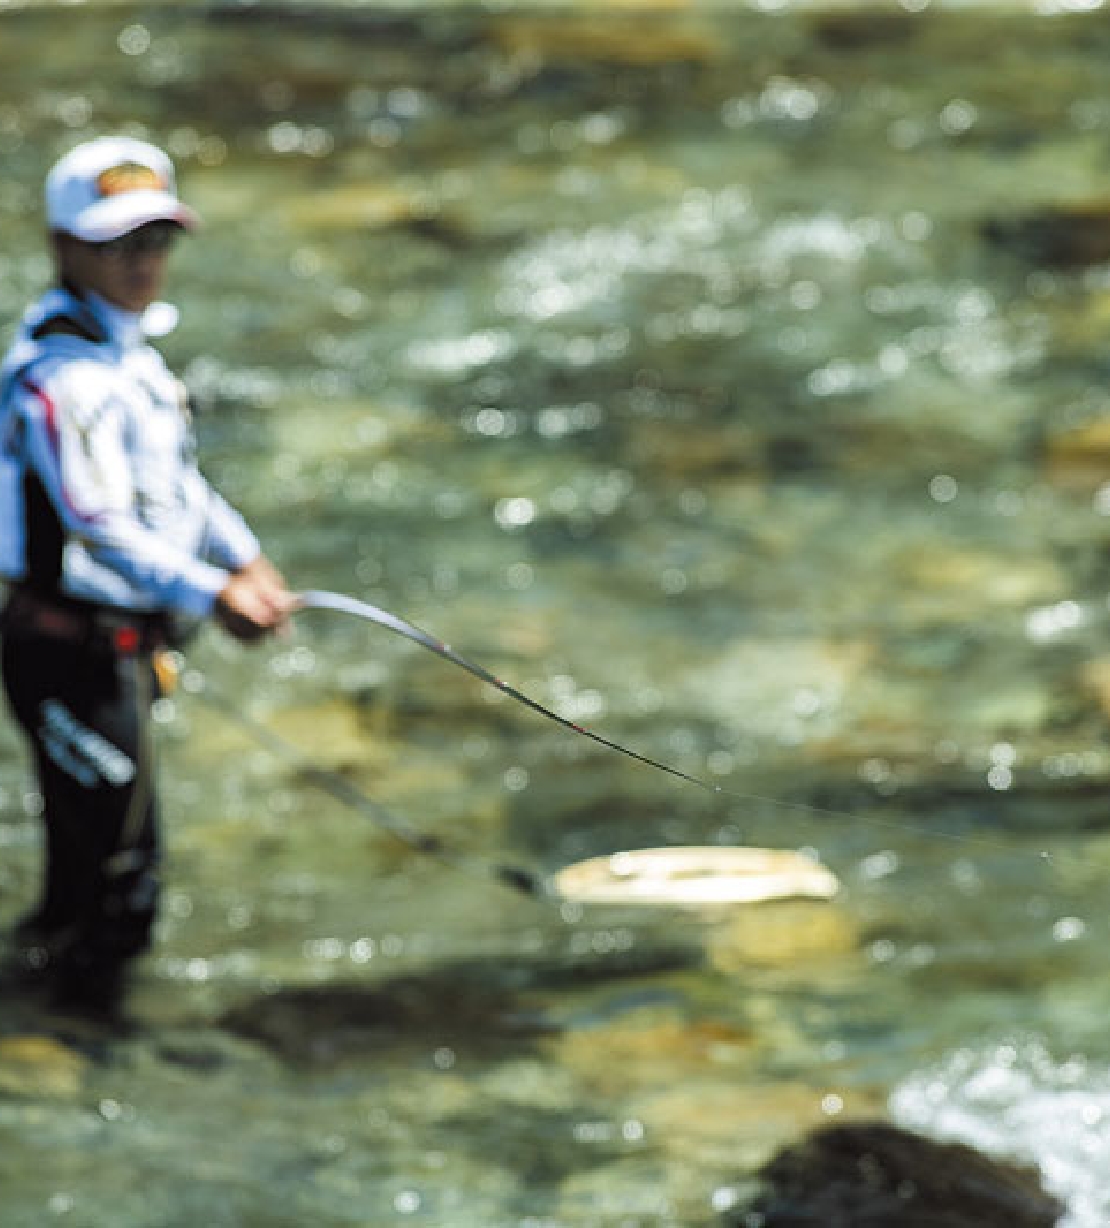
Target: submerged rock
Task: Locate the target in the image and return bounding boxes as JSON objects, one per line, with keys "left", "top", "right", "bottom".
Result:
{"left": 685, "top": 635, "right": 875, "bottom": 734}
{"left": 707, "top": 899, "right": 857, "bottom": 973}
{"left": 1044, "top": 415, "right": 1110, "bottom": 491}
{"left": 628, "top": 419, "right": 764, "bottom": 482}
{"left": 810, "top": 13, "right": 918, "bottom": 50}
{"left": 893, "top": 547, "right": 1065, "bottom": 611}
{"left": 983, "top": 203, "right": 1110, "bottom": 269}
{"left": 1077, "top": 657, "right": 1110, "bottom": 721}
{"left": 267, "top": 697, "right": 377, "bottom": 767}
{"left": 0, "top": 1034, "right": 87, "bottom": 1100}
{"left": 553, "top": 1013, "right": 758, "bottom": 1098}
{"left": 220, "top": 975, "right": 552, "bottom": 1065}
{"left": 491, "top": 16, "right": 723, "bottom": 68}
{"left": 281, "top": 183, "right": 439, "bottom": 233}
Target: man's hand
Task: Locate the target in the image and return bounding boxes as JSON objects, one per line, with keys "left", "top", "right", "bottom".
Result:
{"left": 214, "top": 555, "right": 298, "bottom": 642}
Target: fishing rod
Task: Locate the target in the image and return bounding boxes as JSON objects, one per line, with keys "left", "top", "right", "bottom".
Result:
{"left": 299, "top": 590, "right": 718, "bottom": 796}
{"left": 297, "top": 590, "right": 1052, "bottom": 860}
{"left": 190, "top": 676, "right": 549, "bottom": 900}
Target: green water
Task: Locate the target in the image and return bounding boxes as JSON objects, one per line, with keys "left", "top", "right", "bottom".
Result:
{"left": 4, "top": 5, "right": 1110, "bottom": 1225}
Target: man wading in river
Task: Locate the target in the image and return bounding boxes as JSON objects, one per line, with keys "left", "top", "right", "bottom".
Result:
{"left": 0, "top": 136, "right": 296, "bottom": 1014}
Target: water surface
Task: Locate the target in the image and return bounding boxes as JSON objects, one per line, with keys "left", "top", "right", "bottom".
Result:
{"left": 3, "top": 6, "right": 1110, "bottom": 1225}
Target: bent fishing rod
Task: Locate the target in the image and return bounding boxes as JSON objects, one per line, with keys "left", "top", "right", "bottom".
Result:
{"left": 298, "top": 590, "right": 715, "bottom": 794}
{"left": 295, "top": 590, "right": 1051, "bottom": 860}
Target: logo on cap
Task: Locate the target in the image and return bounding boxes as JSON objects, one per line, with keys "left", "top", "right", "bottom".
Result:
{"left": 95, "top": 163, "right": 167, "bottom": 199}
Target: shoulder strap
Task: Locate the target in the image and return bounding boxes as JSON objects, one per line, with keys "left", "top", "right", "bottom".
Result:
{"left": 30, "top": 288, "right": 108, "bottom": 347}
{"left": 30, "top": 315, "right": 105, "bottom": 344}
{"left": 0, "top": 289, "right": 109, "bottom": 454}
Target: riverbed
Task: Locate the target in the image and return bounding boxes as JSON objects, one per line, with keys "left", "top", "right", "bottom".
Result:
{"left": 3, "top": 5, "right": 1110, "bottom": 1225}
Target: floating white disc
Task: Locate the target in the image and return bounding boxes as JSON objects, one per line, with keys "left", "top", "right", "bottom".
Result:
{"left": 553, "top": 846, "right": 839, "bottom": 907}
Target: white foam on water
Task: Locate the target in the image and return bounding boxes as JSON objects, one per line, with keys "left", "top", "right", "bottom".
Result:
{"left": 891, "top": 1039, "right": 1110, "bottom": 1227}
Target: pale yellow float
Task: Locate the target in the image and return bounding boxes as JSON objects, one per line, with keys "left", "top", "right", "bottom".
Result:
{"left": 553, "top": 846, "right": 854, "bottom": 971}
{"left": 553, "top": 845, "right": 839, "bottom": 908}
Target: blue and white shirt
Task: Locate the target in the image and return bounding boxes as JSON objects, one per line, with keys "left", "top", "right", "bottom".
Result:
{"left": 0, "top": 286, "right": 259, "bottom": 615}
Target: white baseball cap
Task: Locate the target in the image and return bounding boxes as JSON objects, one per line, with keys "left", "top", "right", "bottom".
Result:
{"left": 45, "top": 135, "right": 200, "bottom": 242}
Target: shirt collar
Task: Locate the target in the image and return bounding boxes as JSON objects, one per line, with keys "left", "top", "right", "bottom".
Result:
{"left": 81, "top": 290, "right": 180, "bottom": 348}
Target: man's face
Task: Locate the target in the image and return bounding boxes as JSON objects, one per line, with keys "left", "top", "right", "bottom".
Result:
{"left": 54, "top": 221, "right": 180, "bottom": 313}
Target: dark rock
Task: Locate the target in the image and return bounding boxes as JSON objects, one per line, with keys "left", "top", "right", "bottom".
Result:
{"left": 727, "top": 1121, "right": 1065, "bottom": 1226}
{"left": 983, "top": 204, "right": 1110, "bottom": 268}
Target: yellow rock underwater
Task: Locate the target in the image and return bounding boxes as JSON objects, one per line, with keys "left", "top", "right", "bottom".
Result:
{"left": 0, "top": 1035, "right": 87, "bottom": 1101}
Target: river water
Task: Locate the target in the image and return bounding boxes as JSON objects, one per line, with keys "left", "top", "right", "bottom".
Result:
{"left": 3, "top": 4, "right": 1110, "bottom": 1225}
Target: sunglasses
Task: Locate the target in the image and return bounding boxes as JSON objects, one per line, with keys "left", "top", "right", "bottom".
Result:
{"left": 92, "top": 223, "right": 181, "bottom": 259}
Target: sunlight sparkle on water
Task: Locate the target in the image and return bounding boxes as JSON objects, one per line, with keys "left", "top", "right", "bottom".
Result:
{"left": 1025, "top": 600, "right": 1086, "bottom": 644}
{"left": 893, "top": 1042, "right": 1110, "bottom": 1227}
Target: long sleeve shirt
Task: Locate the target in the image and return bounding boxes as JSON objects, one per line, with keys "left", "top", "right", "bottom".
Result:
{"left": 0, "top": 286, "right": 259, "bottom": 616}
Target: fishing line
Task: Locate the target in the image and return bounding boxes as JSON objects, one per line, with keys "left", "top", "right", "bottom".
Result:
{"left": 297, "top": 590, "right": 1052, "bottom": 862}
{"left": 190, "top": 675, "right": 549, "bottom": 900}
